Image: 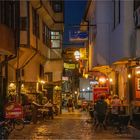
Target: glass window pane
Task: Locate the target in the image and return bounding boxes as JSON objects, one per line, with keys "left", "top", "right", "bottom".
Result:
{"left": 51, "top": 40, "right": 60, "bottom": 48}
{"left": 51, "top": 31, "right": 55, "bottom": 35}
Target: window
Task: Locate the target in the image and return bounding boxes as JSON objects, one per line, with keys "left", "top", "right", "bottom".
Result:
{"left": 51, "top": 31, "right": 61, "bottom": 49}
{"left": 113, "top": 0, "right": 120, "bottom": 29}
{"left": 39, "top": 64, "right": 44, "bottom": 79}
{"left": 137, "top": 78, "right": 140, "bottom": 90}
{"left": 20, "top": 17, "right": 27, "bottom": 31}
{"left": 45, "top": 72, "right": 53, "bottom": 82}
{"left": 134, "top": 0, "right": 140, "bottom": 28}
{"left": 134, "top": 0, "right": 140, "bottom": 11}
{"left": 0, "top": 1, "right": 19, "bottom": 29}
{"left": 42, "top": 22, "right": 50, "bottom": 46}
{"left": 49, "top": 0, "right": 63, "bottom": 13}
{"left": 32, "top": 7, "right": 39, "bottom": 38}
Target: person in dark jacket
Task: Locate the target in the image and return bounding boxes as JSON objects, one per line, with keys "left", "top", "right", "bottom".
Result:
{"left": 94, "top": 95, "right": 108, "bottom": 130}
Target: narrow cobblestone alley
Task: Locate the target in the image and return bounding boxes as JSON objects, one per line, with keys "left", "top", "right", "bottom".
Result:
{"left": 8, "top": 109, "right": 134, "bottom": 140}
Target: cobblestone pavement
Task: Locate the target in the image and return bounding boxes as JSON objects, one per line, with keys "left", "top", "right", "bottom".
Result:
{"left": 9, "top": 110, "right": 134, "bottom": 140}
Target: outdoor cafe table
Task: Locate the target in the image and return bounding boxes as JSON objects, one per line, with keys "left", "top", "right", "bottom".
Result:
{"left": 111, "top": 104, "right": 129, "bottom": 114}
{"left": 116, "top": 114, "right": 130, "bottom": 134}
{"left": 111, "top": 105, "right": 130, "bottom": 134}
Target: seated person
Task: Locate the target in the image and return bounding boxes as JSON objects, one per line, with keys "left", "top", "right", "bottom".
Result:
{"left": 94, "top": 95, "right": 108, "bottom": 130}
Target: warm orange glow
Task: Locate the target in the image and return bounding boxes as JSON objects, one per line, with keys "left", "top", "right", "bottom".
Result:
{"left": 128, "top": 74, "right": 131, "bottom": 79}
{"left": 9, "top": 83, "right": 15, "bottom": 88}
{"left": 109, "top": 78, "right": 113, "bottom": 82}
{"left": 136, "top": 71, "right": 140, "bottom": 74}
{"left": 99, "top": 77, "right": 106, "bottom": 84}
{"left": 83, "top": 74, "right": 88, "bottom": 79}
{"left": 40, "top": 80, "right": 45, "bottom": 84}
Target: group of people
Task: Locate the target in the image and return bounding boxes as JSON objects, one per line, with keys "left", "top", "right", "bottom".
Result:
{"left": 92, "top": 94, "right": 125, "bottom": 130}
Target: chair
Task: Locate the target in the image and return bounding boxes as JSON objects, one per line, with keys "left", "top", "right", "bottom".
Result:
{"left": 94, "top": 114, "right": 107, "bottom": 130}
{"left": 111, "top": 114, "right": 120, "bottom": 133}
{"left": 118, "top": 115, "right": 130, "bottom": 134}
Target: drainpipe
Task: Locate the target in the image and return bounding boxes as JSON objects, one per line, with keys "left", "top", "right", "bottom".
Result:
{"left": 20, "top": 0, "right": 43, "bottom": 68}
{"left": 14, "top": 1, "right": 20, "bottom": 103}
{"left": 35, "top": 0, "right": 43, "bottom": 50}
{"left": 14, "top": 1, "right": 43, "bottom": 103}
{"left": 20, "top": 0, "right": 43, "bottom": 69}
{"left": 0, "top": 63, "right": 4, "bottom": 120}
{"left": 20, "top": 51, "right": 38, "bottom": 69}
{"left": 17, "top": 1, "right": 43, "bottom": 73}
{"left": 4, "top": 56, "right": 8, "bottom": 103}
{"left": 115, "top": 71, "right": 119, "bottom": 95}
{"left": 36, "top": 0, "right": 43, "bottom": 10}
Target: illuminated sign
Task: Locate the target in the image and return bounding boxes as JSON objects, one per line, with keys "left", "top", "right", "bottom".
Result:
{"left": 69, "top": 30, "right": 88, "bottom": 42}
{"left": 64, "top": 63, "right": 76, "bottom": 69}
{"left": 80, "top": 48, "right": 87, "bottom": 60}
{"left": 62, "top": 76, "right": 69, "bottom": 81}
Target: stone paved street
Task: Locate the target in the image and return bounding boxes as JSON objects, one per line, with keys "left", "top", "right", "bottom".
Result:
{"left": 9, "top": 110, "right": 134, "bottom": 140}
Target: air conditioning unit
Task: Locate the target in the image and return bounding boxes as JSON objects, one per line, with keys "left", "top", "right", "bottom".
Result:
{"left": 134, "top": 6, "right": 140, "bottom": 28}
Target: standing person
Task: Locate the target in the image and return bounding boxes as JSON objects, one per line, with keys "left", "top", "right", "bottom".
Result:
{"left": 44, "top": 99, "right": 54, "bottom": 119}
{"left": 94, "top": 95, "right": 108, "bottom": 130}
{"left": 67, "top": 99, "right": 74, "bottom": 112}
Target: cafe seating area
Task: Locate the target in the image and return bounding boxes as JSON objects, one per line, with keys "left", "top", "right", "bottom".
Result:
{"left": 107, "top": 105, "right": 130, "bottom": 134}
{"left": 132, "top": 106, "right": 140, "bottom": 129}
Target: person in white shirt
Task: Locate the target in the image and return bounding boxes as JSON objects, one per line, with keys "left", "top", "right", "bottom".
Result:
{"left": 111, "top": 95, "right": 121, "bottom": 115}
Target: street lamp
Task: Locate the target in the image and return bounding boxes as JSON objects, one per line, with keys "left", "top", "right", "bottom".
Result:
{"left": 82, "top": 88, "right": 85, "bottom": 100}
{"left": 128, "top": 74, "right": 131, "bottom": 79}
{"left": 87, "top": 87, "right": 90, "bottom": 101}
{"left": 109, "top": 78, "right": 113, "bottom": 83}
{"left": 74, "top": 51, "right": 80, "bottom": 61}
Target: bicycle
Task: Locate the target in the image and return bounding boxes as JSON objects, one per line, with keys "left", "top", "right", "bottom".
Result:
{"left": 4, "top": 102, "right": 25, "bottom": 135}
{"left": 0, "top": 121, "right": 9, "bottom": 139}
{"left": 5, "top": 118, "right": 24, "bottom": 133}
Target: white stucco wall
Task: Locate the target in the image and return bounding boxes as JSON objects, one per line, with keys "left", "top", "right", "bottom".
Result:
{"left": 88, "top": 1, "right": 135, "bottom": 66}
{"left": 110, "top": 1, "right": 134, "bottom": 63}
{"left": 94, "top": 1, "right": 112, "bottom": 66}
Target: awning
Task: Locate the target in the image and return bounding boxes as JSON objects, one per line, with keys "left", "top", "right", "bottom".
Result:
{"left": 92, "top": 65, "right": 112, "bottom": 75}
{"left": 112, "top": 57, "right": 131, "bottom": 65}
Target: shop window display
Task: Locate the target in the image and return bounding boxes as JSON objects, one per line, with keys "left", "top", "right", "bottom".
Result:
{"left": 7, "top": 83, "right": 17, "bottom": 102}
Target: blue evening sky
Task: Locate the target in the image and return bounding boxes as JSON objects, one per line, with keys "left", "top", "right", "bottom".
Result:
{"left": 63, "top": 0, "right": 87, "bottom": 48}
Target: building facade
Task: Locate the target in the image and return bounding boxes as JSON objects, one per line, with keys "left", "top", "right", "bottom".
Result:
{"left": 7, "top": 1, "right": 64, "bottom": 104}
{"left": 0, "top": 1, "right": 20, "bottom": 118}
{"left": 84, "top": 0, "right": 140, "bottom": 109}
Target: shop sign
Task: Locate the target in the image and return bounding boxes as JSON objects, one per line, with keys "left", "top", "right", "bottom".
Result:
{"left": 5, "top": 102, "right": 23, "bottom": 119}
{"left": 93, "top": 87, "right": 109, "bottom": 93}
{"left": 64, "top": 63, "right": 76, "bottom": 69}
{"left": 69, "top": 30, "right": 88, "bottom": 42}
{"left": 80, "top": 48, "right": 87, "bottom": 60}
{"left": 93, "top": 87, "right": 109, "bottom": 101}
{"left": 62, "top": 76, "right": 69, "bottom": 81}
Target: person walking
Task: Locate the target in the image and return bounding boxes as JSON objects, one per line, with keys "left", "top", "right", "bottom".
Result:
{"left": 67, "top": 99, "right": 74, "bottom": 112}
{"left": 94, "top": 95, "right": 108, "bottom": 130}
